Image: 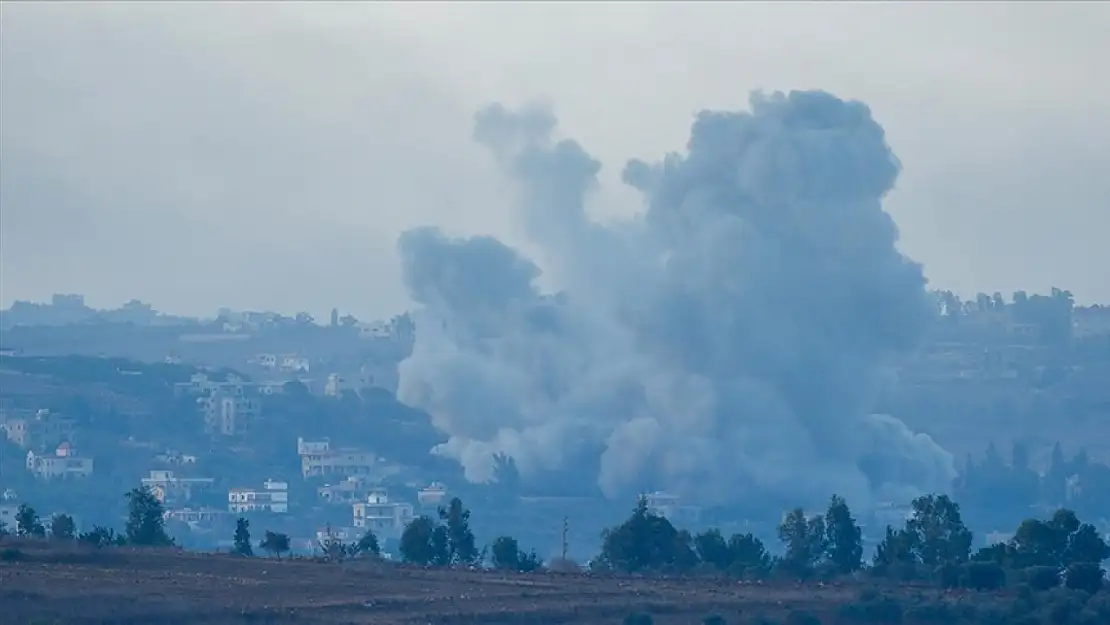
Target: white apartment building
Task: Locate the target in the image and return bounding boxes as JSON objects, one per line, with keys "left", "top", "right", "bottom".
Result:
{"left": 318, "top": 476, "right": 376, "bottom": 505}
{"left": 352, "top": 490, "right": 414, "bottom": 539}
{"left": 228, "top": 479, "right": 289, "bottom": 514}
{"left": 141, "top": 470, "right": 215, "bottom": 505}
{"left": 25, "top": 442, "right": 93, "bottom": 480}
{"left": 417, "top": 482, "right": 449, "bottom": 508}
{"left": 203, "top": 388, "right": 261, "bottom": 437}
{"left": 297, "top": 437, "right": 377, "bottom": 479}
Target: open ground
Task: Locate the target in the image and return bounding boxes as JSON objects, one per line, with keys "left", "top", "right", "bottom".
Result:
{"left": 0, "top": 539, "right": 980, "bottom": 624}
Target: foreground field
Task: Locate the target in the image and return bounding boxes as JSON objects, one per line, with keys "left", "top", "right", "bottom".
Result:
{"left": 0, "top": 539, "right": 961, "bottom": 624}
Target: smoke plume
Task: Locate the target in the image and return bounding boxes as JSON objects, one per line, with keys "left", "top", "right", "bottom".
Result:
{"left": 396, "top": 90, "right": 955, "bottom": 507}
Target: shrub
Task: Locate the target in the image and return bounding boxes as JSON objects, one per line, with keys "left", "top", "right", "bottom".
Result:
{"left": 1, "top": 548, "right": 24, "bottom": 562}
{"left": 1064, "top": 562, "right": 1104, "bottom": 594}
{"left": 961, "top": 561, "right": 1007, "bottom": 590}
{"left": 935, "top": 563, "right": 960, "bottom": 589}
{"left": 1024, "top": 565, "right": 1062, "bottom": 592}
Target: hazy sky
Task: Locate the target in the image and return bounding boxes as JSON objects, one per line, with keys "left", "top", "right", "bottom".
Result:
{"left": 2, "top": 2, "right": 1107, "bottom": 320}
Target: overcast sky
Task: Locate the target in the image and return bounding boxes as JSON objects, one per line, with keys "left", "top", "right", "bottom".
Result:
{"left": 2, "top": 1, "right": 1107, "bottom": 319}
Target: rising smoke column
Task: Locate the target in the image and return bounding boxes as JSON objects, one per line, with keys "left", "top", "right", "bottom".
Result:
{"left": 396, "top": 90, "right": 956, "bottom": 507}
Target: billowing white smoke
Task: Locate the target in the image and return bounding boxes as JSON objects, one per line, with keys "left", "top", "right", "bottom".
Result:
{"left": 396, "top": 90, "right": 955, "bottom": 507}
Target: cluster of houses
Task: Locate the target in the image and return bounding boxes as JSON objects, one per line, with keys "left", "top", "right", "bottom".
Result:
{"left": 138, "top": 436, "right": 451, "bottom": 548}
{"left": 0, "top": 402, "right": 445, "bottom": 549}
{"left": 1, "top": 409, "right": 95, "bottom": 480}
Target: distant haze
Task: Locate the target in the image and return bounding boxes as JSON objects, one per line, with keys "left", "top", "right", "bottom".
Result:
{"left": 396, "top": 92, "right": 955, "bottom": 506}
{"left": 2, "top": 3, "right": 1109, "bottom": 320}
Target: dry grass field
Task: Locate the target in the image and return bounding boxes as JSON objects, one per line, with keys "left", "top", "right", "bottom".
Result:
{"left": 0, "top": 538, "right": 978, "bottom": 624}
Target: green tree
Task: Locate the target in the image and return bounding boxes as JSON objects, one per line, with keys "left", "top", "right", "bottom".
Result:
{"left": 904, "top": 494, "right": 972, "bottom": 567}
{"left": 356, "top": 529, "right": 381, "bottom": 557}
{"left": 694, "top": 528, "right": 731, "bottom": 571}
{"left": 1010, "top": 509, "right": 1076, "bottom": 568}
{"left": 0, "top": 520, "right": 7, "bottom": 537}
{"left": 124, "top": 487, "right": 173, "bottom": 546}
{"left": 260, "top": 530, "right": 290, "bottom": 559}
{"left": 16, "top": 504, "right": 46, "bottom": 538}
{"left": 872, "top": 526, "right": 916, "bottom": 570}
{"left": 1064, "top": 562, "right": 1105, "bottom": 594}
{"left": 490, "top": 535, "right": 543, "bottom": 572}
{"left": 431, "top": 524, "right": 452, "bottom": 566}
{"left": 1009, "top": 509, "right": 1108, "bottom": 569}
{"left": 777, "top": 508, "right": 827, "bottom": 578}
{"left": 400, "top": 516, "right": 442, "bottom": 565}
{"left": 438, "top": 497, "right": 480, "bottom": 566}
{"left": 824, "top": 495, "right": 863, "bottom": 575}
{"left": 1064, "top": 522, "right": 1109, "bottom": 565}
{"left": 233, "top": 518, "right": 253, "bottom": 556}
{"left": 962, "top": 561, "right": 1007, "bottom": 590}
{"left": 727, "top": 533, "right": 773, "bottom": 579}
{"left": 597, "top": 497, "right": 698, "bottom": 573}
{"left": 491, "top": 535, "right": 522, "bottom": 571}
{"left": 50, "top": 514, "right": 76, "bottom": 540}
{"left": 78, "top": 525, "right": 125, "bottom": 547}
{"left": 518, "top": 548, "right": 544, "bottom": 572}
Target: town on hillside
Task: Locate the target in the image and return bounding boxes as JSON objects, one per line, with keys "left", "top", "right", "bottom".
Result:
{"left": 1, "top": 291, "right": 1109, "bottom": 561}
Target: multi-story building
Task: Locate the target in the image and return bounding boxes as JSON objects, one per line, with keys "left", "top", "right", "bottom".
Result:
{"left": 164, "top": 507, "right": 233, "bottom": 528}
{"left": 318, "top": 476, "right": 376, "bottom": 505}
{"left": 141, "top": 470, "right": 215, "bottom": 506}
{"left": 297, "top": 437, "right": 377, "bottom": 479}
{"left": 227, "top": 479, "right": 289, "bottom": 514}
{"left": 25, "top": 442, "right": 93, "bottom": 480}
{"left": 203, "top": 388, "right": 261, "bottom": 437}
{"left": 417, "top": 482, "right": 449, "bottom": 508}
{"left": 352, "top": 489, "right": 414, "bottom": 539}
{"left": 1, "top": 408, "right": 75, "bottom": 450}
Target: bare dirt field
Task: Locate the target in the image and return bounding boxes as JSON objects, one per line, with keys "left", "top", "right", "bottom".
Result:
{"left": 0, "top": 539, "right": 965, "bottom": 624}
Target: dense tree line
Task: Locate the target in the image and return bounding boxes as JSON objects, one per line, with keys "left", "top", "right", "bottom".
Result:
{"left": 958, "top": 441, "right": 1110, "bottom": 527}
{"left": 0, "top": 488, "right": 173, "bottom": 548}
{"left": 0, "top": 487, "right": 304, "bottom": 559}
{"left": 5, "top": 487, "right": 1109, "bottom": 624}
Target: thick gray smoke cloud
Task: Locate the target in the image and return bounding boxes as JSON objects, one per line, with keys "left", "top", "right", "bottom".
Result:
{"left": 396, "top": 90, "right": 956, "bottom": 507}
